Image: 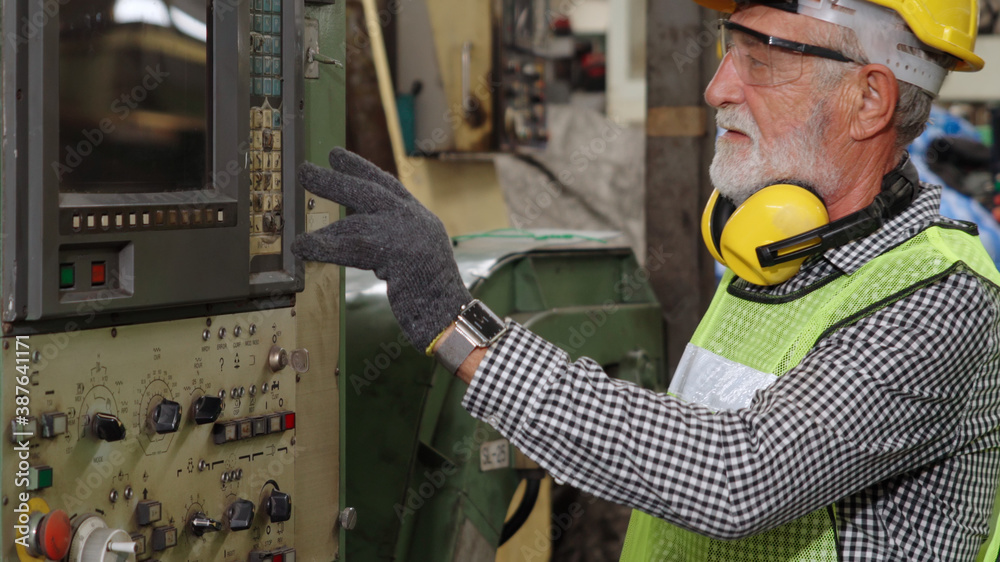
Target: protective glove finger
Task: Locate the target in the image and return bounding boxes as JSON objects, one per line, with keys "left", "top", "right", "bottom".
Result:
{"left": 290, "top": 215, "right": 395, "bottom": 271}
{"left": 298, "top": 162, "right": 402, "bottom": 214}
{"left": 327, "top": 147, "right": 414, "bottom": 200}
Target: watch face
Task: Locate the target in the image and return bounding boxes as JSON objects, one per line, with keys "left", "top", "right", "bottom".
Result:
{"left": 461, "top": 301, "right": 505, "bottom": 340}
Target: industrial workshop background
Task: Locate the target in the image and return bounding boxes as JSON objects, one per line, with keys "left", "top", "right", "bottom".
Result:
{"left": 2, "top": 0, "right": 999, "bottom": 561}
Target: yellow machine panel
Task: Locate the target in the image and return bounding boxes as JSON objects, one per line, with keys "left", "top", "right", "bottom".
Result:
{"left": 1, "top": 309, "right": 315, "bottom": 560}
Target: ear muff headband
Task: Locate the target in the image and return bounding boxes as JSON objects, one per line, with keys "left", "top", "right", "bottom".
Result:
{"left": 701, "top": 156, "right": 919, "bottom": 285}
{"left": 757, "top": 156, "right": 918, "bottom": 267}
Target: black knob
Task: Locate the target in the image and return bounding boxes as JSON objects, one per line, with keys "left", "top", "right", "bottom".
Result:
{"left": 188, "top": 512, "right": 222, "bottom": 536}
{"left": 191, "top": 396, "right": 223, "bottom": 425}
{"left": 151, "top": 399, "right": 182, "bottom": 434}
{"left": 266, "top": 490, "right": 291, "bottom": 523}
{"left": 91, "top": 412, "right": 126, "bottom": 442}
{"left": 227, "top": 499, "right": 255, "bottom": 531}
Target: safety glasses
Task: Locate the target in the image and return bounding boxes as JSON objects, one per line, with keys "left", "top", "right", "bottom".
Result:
{"left": 720, "top": 19, "right": 859, "bottom": 86}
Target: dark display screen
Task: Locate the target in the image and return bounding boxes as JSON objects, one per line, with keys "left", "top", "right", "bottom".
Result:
{"left": 58, "top": 0, "right": 209, "bottom": 194}
{"left": 462, "top": 302, "right": 505, "bottom": 340}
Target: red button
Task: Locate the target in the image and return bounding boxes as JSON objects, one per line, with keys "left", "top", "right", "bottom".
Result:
{"left": 274, "top": 555, "right": 284, "bottom": 562}
{"left": 283, "top": 412, "right": 295, "bottom": 430}
{"left": 39, "top": 509, "right": 72, "bottom": 560}
{"left": 91, "top": 262, "right": 106, "bottom": 286}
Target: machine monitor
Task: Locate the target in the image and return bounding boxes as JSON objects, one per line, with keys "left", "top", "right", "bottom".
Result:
{"left": 2, "top": 0, "right": 304, "bottom": 324}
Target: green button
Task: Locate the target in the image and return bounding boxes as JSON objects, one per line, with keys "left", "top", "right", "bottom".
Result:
{"left": 59, "top": 264, "right": 75, "bottom": 289}
{"left": 29, "top": 466, "right": 53, "bottom": 490}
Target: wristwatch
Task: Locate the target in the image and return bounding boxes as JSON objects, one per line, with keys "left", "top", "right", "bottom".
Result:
{"left": 435, "top": 299, "right": 508, "bottom": 374}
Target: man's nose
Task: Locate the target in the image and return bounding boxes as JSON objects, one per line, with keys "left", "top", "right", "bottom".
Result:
{"left": 705, "top": 52, "right": 745, "bottom": 108}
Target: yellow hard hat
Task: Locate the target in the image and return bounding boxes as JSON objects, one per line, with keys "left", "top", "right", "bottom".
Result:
{"left": 869, "top": 0, "right": 982, "bottom": 70}
{"left": 694, "top": 0, "right": 983, "bottom": 71}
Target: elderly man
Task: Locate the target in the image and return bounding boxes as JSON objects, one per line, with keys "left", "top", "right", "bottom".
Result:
{"left": 294, "top": 0, "right": 1000, "bottom": 559}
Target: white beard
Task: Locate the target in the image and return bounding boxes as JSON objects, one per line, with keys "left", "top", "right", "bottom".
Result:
{"left": 709, "top": 102, "right": 839, "bottom": 206}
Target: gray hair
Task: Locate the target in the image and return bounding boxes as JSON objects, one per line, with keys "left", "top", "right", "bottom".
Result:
{"left": 810, "top": 24, "right": 957, "bottom": 150}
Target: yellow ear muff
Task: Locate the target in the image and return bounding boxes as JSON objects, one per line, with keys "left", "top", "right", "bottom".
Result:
{"left": 720, "top": 184, "right": 829, "bottom": 285}
{"left": 701, "top": 189, "right": 731, "bottom": 266}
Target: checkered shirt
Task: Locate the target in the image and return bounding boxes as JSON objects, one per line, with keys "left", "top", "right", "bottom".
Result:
{"left": 462, "top": 183, "right": 1000, "bottom": 560}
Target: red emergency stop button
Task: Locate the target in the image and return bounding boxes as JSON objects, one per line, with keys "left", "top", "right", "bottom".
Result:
{"left": 38, "top": 509, "right": 71, "bottom": 560}
{"left": 91, "top": 262, "right": 106, "bottom": 286}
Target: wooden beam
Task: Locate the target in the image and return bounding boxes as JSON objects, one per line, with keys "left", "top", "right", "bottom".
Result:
{"left": 645, "top": 0, "right": 719, "bottom": 376}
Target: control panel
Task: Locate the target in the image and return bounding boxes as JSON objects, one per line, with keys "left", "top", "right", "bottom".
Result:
{"left": 0, "top": 0, "right": 345, "bottom": 558}
{"left": 1, "top": 309, "right": 313, "bottom": 561}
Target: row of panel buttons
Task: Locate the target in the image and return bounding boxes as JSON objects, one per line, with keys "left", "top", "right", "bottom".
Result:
{"left": 251, "top": 193, "right": 283, "bottom": 212}
{"left": 253, "top": 14, "right": 281, "bottom": 33}
{"left": 255, "top": 0, "right": 282, "bottom": 12}
{"left": 212, "top": 411, "right": 295, "bottom": 444}
{"left": 131, "top": 524, "right": 177, "bottom": 555}
{"left": 253, "top": 77, "right": 282, "bottom": 97}
{"left": 252, "top": 55, "right": 282, "bottom": 76}
{"left": 251, "top": 106, "right": 282, "bottom": 129}
{"left": 250, "top": 34, "right": 282, "bottom": 56}
{"left": 250, "top": 149, "right": 283, "bottom": 171}
{"left": 250, "top": 130, "right": 282, "bottom": 152}
{"left": 71, "top": 208, "right": 227, "bottom": 232}
{"left": 250, "top": 173, "right": 282, "bottom": 192}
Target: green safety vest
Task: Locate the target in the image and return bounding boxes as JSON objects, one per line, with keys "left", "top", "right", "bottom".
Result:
{"left": 619, "top": 224, "right": 1000, "bottom": 562}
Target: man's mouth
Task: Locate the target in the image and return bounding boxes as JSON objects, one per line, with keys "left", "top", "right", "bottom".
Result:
{"left": 721, "top": 128, "right": 750, "bottom": 141}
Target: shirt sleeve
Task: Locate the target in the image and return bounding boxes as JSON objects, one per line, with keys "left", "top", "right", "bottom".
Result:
{"left": 461, "top": 272, "right": 1000, "bottom": 540}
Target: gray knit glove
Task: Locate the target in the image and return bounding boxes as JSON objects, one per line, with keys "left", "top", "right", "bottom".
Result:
{"left": 292, "top": 148, "right": 472, "bottom": 352}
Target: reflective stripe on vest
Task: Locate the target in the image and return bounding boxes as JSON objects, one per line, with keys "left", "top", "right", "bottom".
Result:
{"left": 670, "top": 343, "right": 778, "bottom": 411}
{"left": 620, "top": 224, "right": 1000, "bottom": 561}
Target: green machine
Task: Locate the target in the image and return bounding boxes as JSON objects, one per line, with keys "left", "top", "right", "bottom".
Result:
{"left": 342, "top": 231, "right": 665, "bottom": 561}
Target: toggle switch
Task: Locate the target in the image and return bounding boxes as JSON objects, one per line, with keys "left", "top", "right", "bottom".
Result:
{"left": 188, "top": 512, "right": 222, "bottom": 536}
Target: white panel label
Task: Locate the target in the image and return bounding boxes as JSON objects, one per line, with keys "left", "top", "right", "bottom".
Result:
{"left": 479, "top": 439, "right": 511, "bottom": 472}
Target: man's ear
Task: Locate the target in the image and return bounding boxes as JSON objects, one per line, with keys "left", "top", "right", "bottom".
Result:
{"left": 849, "top": 64, "right": 899, "bottom": 142}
